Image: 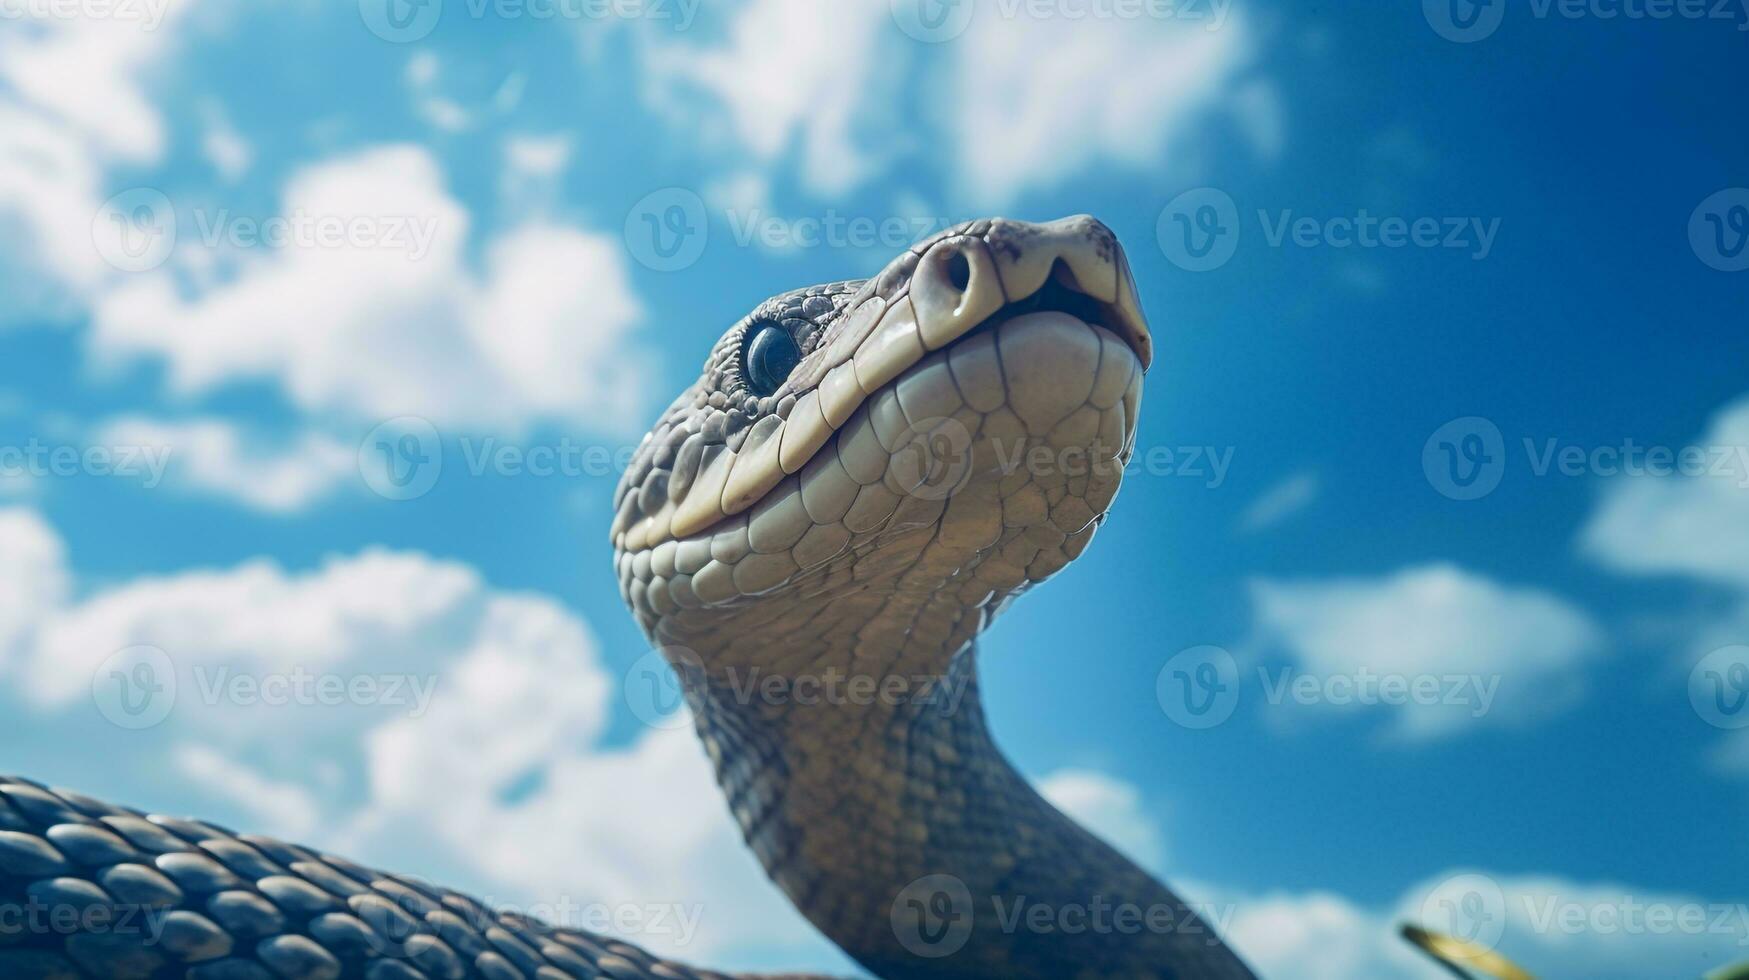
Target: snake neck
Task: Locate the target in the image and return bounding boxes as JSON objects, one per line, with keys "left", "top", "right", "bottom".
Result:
{"left": 681, "top": 638, "right": 1256, "bottom": 980}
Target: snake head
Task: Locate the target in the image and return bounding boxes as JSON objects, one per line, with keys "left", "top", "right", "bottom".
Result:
{"left": 611, "top": 215, "right": 1153, "bottom": 659}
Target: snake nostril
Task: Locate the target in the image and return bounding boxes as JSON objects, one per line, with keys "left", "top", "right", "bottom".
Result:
{"left": 946, "top": 249, "right": 971, "bottom": 292}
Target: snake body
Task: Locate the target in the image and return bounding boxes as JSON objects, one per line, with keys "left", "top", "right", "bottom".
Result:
{"left": 0, "top": 216, "right": 1256, "bottom": 978}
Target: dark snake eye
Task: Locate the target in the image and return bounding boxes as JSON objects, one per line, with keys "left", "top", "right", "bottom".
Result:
{"left": 743, "top": 323, "right": 800, "bottom": 397}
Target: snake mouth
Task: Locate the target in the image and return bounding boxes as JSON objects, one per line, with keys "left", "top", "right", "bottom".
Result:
{"left": 614, "top": 215, "right": 1150, "bottom": 556}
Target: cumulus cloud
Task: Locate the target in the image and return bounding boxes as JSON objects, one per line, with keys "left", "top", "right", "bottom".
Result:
{"left": 634, "top": 0, "right": 1265, "bottom": 206}
{"left": 89, "top": 145, "right": 652, "bottom": 434}
{"left": 1038, "top": 767, "right": 1166, "bottom": 871}
{"left": 173, "top": 742, "right": 322, "bottom": 840}
{"left": 638, "top": 0, "right": 896, "bottom": 196}
{"left": 1028, "top": 769, "right": 1743, "bottom": 980}
{"left": 1225, "top": 872, "right": 1749, "bottom": 980}
{"left": 0, "top": 0, "right": 201, "bottom": 300}
{"left": 1225, "top": 888, "right": 1443, "bottom": 980}
{"left": 198, "top": 100, "right": 253, "bottom": 183}
{"left": 1249, "top": 564, "right": 1602, "bottom": 738}
{"left": 946, "top": 0, "right": 1254, "bottom": 205}
{"left": 95, "top": 415, "right": 355, "bottom": 513}
{"left": 0, "top": 507, "right": 839, "bottom": 970}
{"left": 0, "top": 509, "right": 70, "bottom": 667}
{"left": 1579, "top": 395, "right": 1749, "bottom": 776}
{"left": 14, "top": 545, "right": 478, "bottom": 710}
{"left": 1582, "top": 396, "right": 1749, "bottom": 592}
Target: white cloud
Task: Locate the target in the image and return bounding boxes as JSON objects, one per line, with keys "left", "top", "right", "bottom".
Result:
{"left": 15, "top": 547, "right": 479, "bottom": 709}
{"left": 0, "top": 104, "right": 111, "bottom": 299}
{"left": 0, "top": 510, "right": 70, "bottom": 669}
{"left": 1250, "top": 564, "right": 1602, "bottom": 738}
{"left": 95, "top": 416, "right": 355, "bottom": 513}
{"left": 4, "top": 507, "right": 1732, "bottom": 976}
{"left": 504, "top": 134, "right": 573, "bottom": 178}
{"left": 1038, "top": 768, "right": 1165, "bottom": 871}
{"left": 1582, "top": 396, "right": 1749, "bottom": 592}
{"left": 1239, "top": 470, "right": 1319, "bottom": 533}
{"left": 1032, "top": 769, "right": 1742, "bottom": 980}
{"left": 0, "top": 508, "right": 840, "bottom": 970}
{"left": 1225, "top": 888, "right": 1443, "bottom": 980}
{"left": 405, "top": 51, "right": 472, "bottom": 132}
{"left": 406, "top": 51, "right": 440, "bottom": 87}
{"left": 0, "top": 0, "right": 197, "bottom": 161}
{"left": 638, "top": 0, "right": 895, "bottom": 196}
{"left": 89, "top": 145, "right": 652, "bottom": 434}
{"left": 173, "top": 742, "right": 322, "bottom": 840}
{"left": 353, "top": 666, "right": 827, "bottom": 965}
{"left": 199, "top": 100, "right": 253, "bottom": 182}
{"left": 948, "top": 1, "right": 1254, "bottom": 205}
{"left": 1579, "top": 397, "right": 1749, "bottom": 777}
{"left": 1226, "top": 872, "right": 1749, "bottom": 980}
{"left": 634, "top": 0, "right": 1265, "bottom": 205}
{"left": 0, "top": 0, "right": 201, "bottom": 298}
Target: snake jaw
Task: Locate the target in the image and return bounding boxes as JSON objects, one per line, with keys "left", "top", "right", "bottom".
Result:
{"left": 611, "top": 215, "right": 1152, "bottom": 570}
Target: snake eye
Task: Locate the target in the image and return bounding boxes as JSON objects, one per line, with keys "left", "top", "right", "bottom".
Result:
{"left": 743, "top": 323, "right": 801, "bottom": 398}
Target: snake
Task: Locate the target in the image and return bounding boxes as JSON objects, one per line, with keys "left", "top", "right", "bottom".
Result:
{"left": 0, "top": 216, "right": 1260, "bottom": 979}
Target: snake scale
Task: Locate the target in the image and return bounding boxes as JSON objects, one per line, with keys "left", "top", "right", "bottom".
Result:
{"left": 0, "top": 217, "right": 1259, "bottom": 978}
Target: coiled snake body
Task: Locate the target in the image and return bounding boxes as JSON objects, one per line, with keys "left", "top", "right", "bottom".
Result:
{"left": 0, "top": 217, "right": 1257, "bottom": 979}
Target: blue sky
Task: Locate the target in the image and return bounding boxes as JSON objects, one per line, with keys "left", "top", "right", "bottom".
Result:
{"left": 2, "top": 1, "right": 1747, "bottom": 977}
